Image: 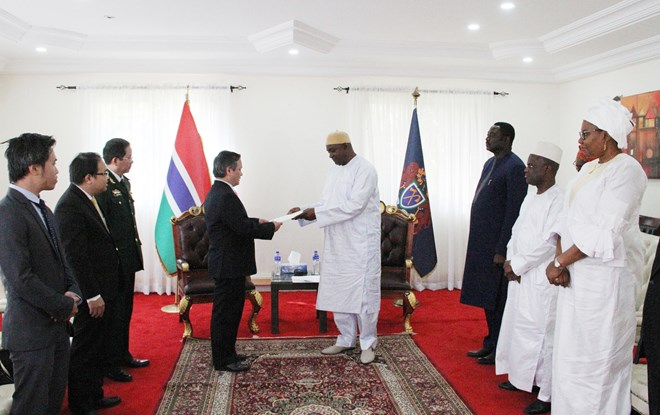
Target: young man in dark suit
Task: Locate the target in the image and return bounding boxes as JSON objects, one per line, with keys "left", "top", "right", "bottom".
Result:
{"left": 55, "top": 152, "right": 122, "bottom": 415}
{"left": 97, "top": 138, "right": 148, "bottom": 383}
{"left": 0, "top": 133, "right": 82, "bottom": 415}
{"left": 205, "top": 151, "right": 281, "bottom": 372}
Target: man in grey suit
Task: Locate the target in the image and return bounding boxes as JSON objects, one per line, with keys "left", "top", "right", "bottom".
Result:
{"left": 0, "top": 133, "right": 82, "bottom": 415}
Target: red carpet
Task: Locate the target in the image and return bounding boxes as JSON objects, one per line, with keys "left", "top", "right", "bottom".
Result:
{"left": 3, "top": 290, "right": 542, "bottom": 414}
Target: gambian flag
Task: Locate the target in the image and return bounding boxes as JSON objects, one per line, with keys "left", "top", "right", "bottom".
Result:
{"left": 397, "top": 107, "right": 438, "bottom": 277}
{"left": 155, "top": 99, "right": 212, "bottom": 274}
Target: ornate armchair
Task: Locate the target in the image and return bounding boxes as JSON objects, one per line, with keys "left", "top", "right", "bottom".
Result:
{"left": 380, "top": 202, "right": 418, "bottom": 333}
{"left": 171, "top": 206, "right": 262, "bottom": 338}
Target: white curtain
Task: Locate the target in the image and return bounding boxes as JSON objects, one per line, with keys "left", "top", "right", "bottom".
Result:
{"left": 79, "top": 86, "right": 232, "bottom": 294}
{"left": 348, "top": 88, "right": 494, "bottom": 290}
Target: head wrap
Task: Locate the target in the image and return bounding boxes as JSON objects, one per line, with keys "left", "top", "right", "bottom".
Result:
{"left": 583, "top": 98, "right": 634, "bottom": 149}
{"left": 576, "top": 148, "right": 596, "bottom": 162}
{"left": 531, "top": 141, "right": 562, "bottom": 164}
{"left": 326, "top": 131, "right": 351, "bottom": 145}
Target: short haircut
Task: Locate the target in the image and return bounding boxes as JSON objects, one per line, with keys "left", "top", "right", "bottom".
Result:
{"left": 102, "top": 138, "right": 130, "bottom": 164}
{"left": 69, "top": 152, "right": 102, "bottom": 185}
{"left": 213, "top": 151, "right": 240, "bottom": 178}
{"left": 5, "top": 133, "right": 56, "bottom": 183}
{"left": 494, "top": 122, "right": 516, "bottom": 145}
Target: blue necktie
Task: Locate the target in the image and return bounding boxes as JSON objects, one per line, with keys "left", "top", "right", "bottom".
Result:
{"left": 35, "top": 199, "right": 61, "bottom": 254}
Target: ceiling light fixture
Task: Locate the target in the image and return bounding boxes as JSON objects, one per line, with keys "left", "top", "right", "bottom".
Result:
{"left": 288, "top": 48, "right": 299, "bottom": 55}
{"left": 467, "top": 23, "right": 480, "bottom": 31}
{"left": 35, "top": 47, "right": 47, "bottom": 53}
{"left": 522, "top": 57, "right": 533, "bottom": 63}
{"left": 104, "top": 15, "right": 115, "bottom": 20}
{"left": 501, "top": 2, "right": 515, "bottom": 10}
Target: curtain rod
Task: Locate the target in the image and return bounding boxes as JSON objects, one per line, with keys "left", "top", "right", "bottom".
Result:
{"left": 56, "top": 84, "right": 246, "bottom": 93}
{"left": 332, "top": 86, "right": 508, "bottom": 96}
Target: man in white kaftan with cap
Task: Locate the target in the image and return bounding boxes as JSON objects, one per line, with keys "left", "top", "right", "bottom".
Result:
{"left": 496, "top": 142, "right": 563, "bottom": 415}
{"left": 289, "top": 131, "right": 381, "bottom": 364}
{"left": 546, "top": 98, "right": 647, "bottom": 414}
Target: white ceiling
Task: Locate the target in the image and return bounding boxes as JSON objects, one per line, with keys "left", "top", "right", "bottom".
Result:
{"left": 0, "top": 0, "right": 659, "bottom": 82}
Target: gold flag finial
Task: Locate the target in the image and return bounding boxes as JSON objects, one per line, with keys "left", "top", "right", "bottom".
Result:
{"left": 412, "top": 87, "right": 420, "bottom": 107}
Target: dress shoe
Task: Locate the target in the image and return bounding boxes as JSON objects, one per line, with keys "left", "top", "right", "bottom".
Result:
{"left": 236, "top": 354, "right": 248, "bottom": 361}
{"left": 476, "top": 350, "right": 495, "bottom": 365}
{"left": 498, "top": 380, "right": 519, "bottom": 391}
{"left": 321, "top": 345, "right": 354, "bottom": 355}
{"left": 105, "top": 368, "right": 133, "bottom": 382}
{"left": 217, "top": 362, "right": 249, "bottom": 372}
{"left": 523, "top": 399, "right": 551, "bottom": 414}
{"left": 123, "top": 358, "right": 150, "bottom": 368}
{"left": 466, "top": 347, "right": 493, "bottom": 358}
{"left": 93, "top": 396, "right": 121, "bottom": 409}
{"left": 360, "top": 348, "right": 375, "bottom": 364}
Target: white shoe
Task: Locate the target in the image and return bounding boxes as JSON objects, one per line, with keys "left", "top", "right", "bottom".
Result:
{"left": 321, "top": 345, "right": 353, "bottom": 355}
{"left": 360, "top": 348, "right": 375, "bottom": 364}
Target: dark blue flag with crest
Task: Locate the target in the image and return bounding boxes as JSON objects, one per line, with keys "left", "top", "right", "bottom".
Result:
{"left": 397, "top": 108, "right": 438, "bottom": 277}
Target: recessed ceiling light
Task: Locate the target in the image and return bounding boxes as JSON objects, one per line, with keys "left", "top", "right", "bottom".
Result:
{"left": 288, "top": 48, "right": 299, "bottom": 55}
{"left": 467, "top": 23, "right": 480, "bottom": 31}
{"left": 522, "top": 57, "right": 533, "bottom": 63}
{"left": 501, "top": 2, "right": 515, "bottom": 10}
{"left": 104, "top": 15, "right": 115, "bottom": 20}
{"left": 35, "top": 47, "right": 47, "bottom": 53}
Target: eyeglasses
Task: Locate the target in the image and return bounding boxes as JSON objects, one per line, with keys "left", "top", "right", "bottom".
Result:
{"left": 579, "top": 129, "right": 602, "bottom": 139}
{"left": 121, "top": 157, "right": 133, "bottom": 162}
{"left": 94, "top": 171, "right": 109, "bottom": 177}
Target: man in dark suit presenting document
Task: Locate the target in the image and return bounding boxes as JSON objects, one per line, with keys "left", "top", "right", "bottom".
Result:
{"left": 205, "top": 151, "right": 281, "bottom": 372}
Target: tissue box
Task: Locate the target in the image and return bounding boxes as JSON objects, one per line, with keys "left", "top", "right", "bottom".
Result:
{"left": 280, "top": 263, "right": 308, "bottom": 276}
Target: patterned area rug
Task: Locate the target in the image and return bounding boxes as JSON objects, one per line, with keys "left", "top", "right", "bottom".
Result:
{"left": 156, "top": 335, "right": 473, "bottom": 415}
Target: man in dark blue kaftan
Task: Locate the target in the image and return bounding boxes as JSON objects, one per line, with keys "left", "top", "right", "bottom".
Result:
{"left": 460, "top": 122, "right": 527, "bottom": 365}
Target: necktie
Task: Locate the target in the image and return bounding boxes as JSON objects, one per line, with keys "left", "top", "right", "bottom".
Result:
{"left": 91, "top": 196, "right": 109, "bottom": 230}
{"left": 35, "top": 199, "right": 61, "bottom": 254}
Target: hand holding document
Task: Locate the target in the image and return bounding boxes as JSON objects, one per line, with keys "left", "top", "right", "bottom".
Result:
{"left": 270, "top": 211, "right": 303, "bottom": 223}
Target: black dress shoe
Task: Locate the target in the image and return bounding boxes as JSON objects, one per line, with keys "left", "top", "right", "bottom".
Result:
{"left": 217, "top": 362, "right": 249, "bottom": 372}
{"left": 498, "top": 380, "right": 519, "bottom": 391}
{"left": 94, "top": 396, "right": 122, "bottom": 409}
{"left": 123, "top": 358, "right": 150, "bottom": 368}
{"left": 106, "top": 368, "right": 133, "bottom": 382}
{"left": 466, "top": 347, "right": 493, "bottom": 358}
{"left": 236, "top": 354, "right": 248, "bottom": 361}
{"left": 523, "top": 399, "right": 551, "bottom": 414}
{"left": 476, "top": 350, "right": 495, "bottom": 365}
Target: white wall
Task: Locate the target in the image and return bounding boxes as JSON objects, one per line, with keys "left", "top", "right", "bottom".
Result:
{"left": 17, "top": 69, "right": 660, "bottom": 287}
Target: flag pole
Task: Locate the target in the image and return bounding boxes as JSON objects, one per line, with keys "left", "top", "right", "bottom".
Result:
{"left": 161, "top": 275, "right": 180, "bottom": 313}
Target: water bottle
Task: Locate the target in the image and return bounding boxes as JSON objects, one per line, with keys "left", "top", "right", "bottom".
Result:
{"left": 312, "top": 250, "right": 320, "bottom": 275}
{"left": 273, "top": 250, "right": 282, "bottom": 278}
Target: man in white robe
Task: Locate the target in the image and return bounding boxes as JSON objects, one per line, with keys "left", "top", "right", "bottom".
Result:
{"left": 289, "top": 131, "right": 381, "bottom": 364}
{"left": 496, "top": 142, "right": 563, "bottom": 415}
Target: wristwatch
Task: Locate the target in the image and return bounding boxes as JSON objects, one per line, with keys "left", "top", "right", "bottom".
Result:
{"left": 554, "top": 258, "right": 564, "bottom": 269}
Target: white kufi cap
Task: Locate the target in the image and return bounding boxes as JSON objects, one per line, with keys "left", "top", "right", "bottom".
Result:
{"left": 584, "top": 98, "right": 634, "bottom": 149}
{"left": 531, "top": 141, "right": 562, "bottom": 164}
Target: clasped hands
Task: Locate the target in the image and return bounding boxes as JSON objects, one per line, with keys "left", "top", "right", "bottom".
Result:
{"left": 545, "top": 261, "right": 570, "bottom": 287}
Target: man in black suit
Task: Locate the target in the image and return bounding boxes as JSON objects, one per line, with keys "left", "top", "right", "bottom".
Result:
{"left": 97, "top": 138, "right": 148, "bottom": 383}
{"left": 206, "top": 151, "right": 281, "bottom": 372}
{"left": 55, "top": 152, "right": 122, "bottom": 415}
{"left": 0, "top": 133, "right": 81, "bottom": 415}
{"left": 640, "top": 242, "right": 660, "bottom": 415}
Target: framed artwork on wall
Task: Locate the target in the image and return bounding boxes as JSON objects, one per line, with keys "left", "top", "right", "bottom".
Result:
{"left": 621, "top": 90, "right": 660, "bottom": 179}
